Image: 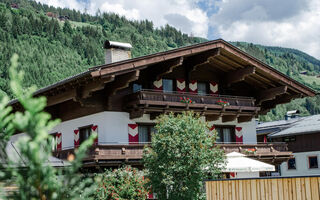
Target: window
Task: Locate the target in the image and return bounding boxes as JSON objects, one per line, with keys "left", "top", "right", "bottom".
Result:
{"left": 309, "top": 156, "right": 318, "bottom": 169}
{"left": 197, "top": 82, "right": 207, "bottom": 95}
{"left": 163, "top": 79, "right": 173, "bottom": 92}
{"left": 79, "top": 126, "right": 92, "bottom": 145}
{"left": 138, "top": 125, "right": 156, "bottom": 143}
{"left": 215, "top": 126, "right": 235, "bottom": 143}
{"left": 287, "top": 158, "right": 296, "bottom": 170}
{"left": 133, "top": 83, "right": 142, "bottom": 92}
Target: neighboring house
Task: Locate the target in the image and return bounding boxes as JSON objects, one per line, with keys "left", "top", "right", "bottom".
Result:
{"left": 9, "top": 39, "right": 316, "bottom": 170}
{"left": 257, "top": 113, "right": 320, "bottom": 176}
{"left": 256, "top": 110, "right": 302, "bottom": 143}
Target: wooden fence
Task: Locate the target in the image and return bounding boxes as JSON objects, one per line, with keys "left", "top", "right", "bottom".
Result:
{"left": 206, "top": 176, "right": 320, "bottom": 200}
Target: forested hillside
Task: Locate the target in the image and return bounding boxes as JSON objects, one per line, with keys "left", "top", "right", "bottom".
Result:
{"left": 0, "top": 0, "right": 319, "bottom": 121}
{"left": 0, "top": 0, "right": 205, "bottom": 97}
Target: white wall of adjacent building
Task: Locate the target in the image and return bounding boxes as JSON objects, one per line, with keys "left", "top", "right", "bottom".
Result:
{"left": 9, "top": 111, "right": 258, "bottom": 150}
{"left": 280, "top": 151, "right": 320, "bottom": 176}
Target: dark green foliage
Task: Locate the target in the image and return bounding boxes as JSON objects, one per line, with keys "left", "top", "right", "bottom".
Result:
{"left": 0, "top": 54, "right": 97, "bottom": 199}
{"left": 143, "top": 112, "right": 225, "bottom": 200}
{"left": 94, "top": 166, "right": 149, "bottom": 200}
{"left": 0, "top": 0, "right": 205, "bottom": 98}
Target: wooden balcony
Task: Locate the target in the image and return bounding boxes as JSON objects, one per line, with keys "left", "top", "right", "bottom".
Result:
{"left": 124, "top": 90, "right": 260, "bottom": 122}
{"left": 53, "top": 142, "right": 291, "bottom": 167}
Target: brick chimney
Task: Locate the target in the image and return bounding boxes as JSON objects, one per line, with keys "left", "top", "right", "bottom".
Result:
{"left": 103, "top": 40, "right": 132, "bottom": 64}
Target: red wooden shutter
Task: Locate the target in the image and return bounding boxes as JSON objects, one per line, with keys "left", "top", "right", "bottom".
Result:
{"left": 235, "top": 127, "right": 243, "bottom": 144}
{"left": 153, "top": 78, "right": 163, "bottom": 90}
{"left": 74, "top": 129, "right": 80, "bottom": 148}
{"left": 91, "top": 125, "right": 98, "bottom": 145}
{"left": 56, "top": 132, "right": 62, "bottom": 151}
{"left": 210, "top": 81, "right": 218, "bottom": 95}
{"left": 189, "top": 80, "right": 197, "bottom": 93}
{"left": 176, "top": 79, "right": 186, "bottom": 93}
{"left": 263, "top": 135, "right": 267, "bottom": 143}
{"left": 128, "top": 124, "right": 139, "bottom": 144}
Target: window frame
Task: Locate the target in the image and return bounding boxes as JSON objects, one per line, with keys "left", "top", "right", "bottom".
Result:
{"left": 137, "top": 123, "right": 156, "bottom": 143}
{"left": 287, "top": 158, "right": 296, "bottom": 170}
{"left": 78, "top": 124, "right": 93, "bottom": 145}
{"left": 214, "top": 125, "right": 236, "bottom": 143}
{"left": 308, "top": 156, "right": 318, "bottom": 169}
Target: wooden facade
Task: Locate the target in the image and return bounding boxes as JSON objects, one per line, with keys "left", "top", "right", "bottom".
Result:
{"left": 206, "top": 176, "right": 320, "bottom": 200}
{"left": 272, "top": 133, "right": 320, "bottom": 153}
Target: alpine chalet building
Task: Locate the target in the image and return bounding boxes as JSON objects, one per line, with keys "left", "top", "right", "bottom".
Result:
{"left": 10, "top": 39, "right": 317, "bottom": 169}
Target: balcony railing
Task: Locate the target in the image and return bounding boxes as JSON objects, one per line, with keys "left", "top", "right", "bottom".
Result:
{"left": 53, "top": 142, "right": 291, "bottom": 167}
{"left": 125, "top": 90, "right": 260, "bottom": 119}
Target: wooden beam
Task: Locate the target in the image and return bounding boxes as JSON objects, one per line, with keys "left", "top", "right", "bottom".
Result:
{"left": 150, "top": 113, "right": 161, "bottom": 120}
{"left": 130, "top": 109, "right": 144, "bottom": 119}
{"left": 222, "top": 115, "right": 237, "bottom": 122}
{"left": 105, "top": 71, "right": 140, "bottom": 110}
{"left": 225, "top": 66, "right": 255, "bottom": 85}
{"left": 82, "top": 75, "right": 115, "bottom": 98}
{"left": 191, "top": 48, "right": 220, "bottom": 73}
{"left": 256, "top": 86, "right": 287, "bottom": 105}
{"left": 107, "top": 70, "right": 140, "bottom": 96}
{"left": 206, "top": 114, "right": 220, "bottom": 121}
{"left": 237, "top": 116, "right": 253, "bottom": 123}
{"left": 47, "top": 89, "right": 76, "bottom": 107}
{"left": 260, "top": 94, "right": 302, "bottom": 111}
{"left": 155, "top": 57, "right": 184, "bottom": 79}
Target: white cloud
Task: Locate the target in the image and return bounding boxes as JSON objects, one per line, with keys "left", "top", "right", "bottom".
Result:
{"left": 36, "top": 0, "right": 209, "bottom": 37}
{"left": 211, "top": 0, "right": 320, "bottom": 59}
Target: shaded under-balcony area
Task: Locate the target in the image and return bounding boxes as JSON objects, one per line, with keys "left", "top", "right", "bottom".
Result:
{"left": 124, "top": 89, "right": 260, "bottom": 122}
{"left": 53, "top": 142, "right": 291, "bottom": 167}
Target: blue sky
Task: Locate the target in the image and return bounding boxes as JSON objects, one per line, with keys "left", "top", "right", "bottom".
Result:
{"left": 37, "top": 0, "right": 320, "bottom": 59}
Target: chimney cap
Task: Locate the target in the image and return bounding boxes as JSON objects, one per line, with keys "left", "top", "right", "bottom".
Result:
{"left": 104, "top": 40, "right": 132, "bottom": 50}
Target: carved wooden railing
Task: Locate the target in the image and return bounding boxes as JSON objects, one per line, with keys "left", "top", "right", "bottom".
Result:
{"left": 126, "top": 89, "right": 256, "bottom": 108}
{"left": 53, "top": 142, "right": 291, "bottom": 165}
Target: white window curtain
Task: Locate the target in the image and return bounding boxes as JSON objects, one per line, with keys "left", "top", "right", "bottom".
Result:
{"left": 139, "top": 126, "right": 149, "bottom": 143}
{"left": 197, "top": 82, "right": 207, "bottom": 95}
{"left": 223, "top": 128, "right": 232, "bottom": 143}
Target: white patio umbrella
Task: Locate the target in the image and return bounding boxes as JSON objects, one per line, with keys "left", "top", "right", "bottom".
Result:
{"left": 223, "top": 152, "right": 275, "bottom": 172}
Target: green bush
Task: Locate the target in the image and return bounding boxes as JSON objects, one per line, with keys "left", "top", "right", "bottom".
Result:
{"left": 94, "top": 166, "right": 149, "bottom": 200}
{"left": 143, "top": 112, "right": 225, "bottom": 200}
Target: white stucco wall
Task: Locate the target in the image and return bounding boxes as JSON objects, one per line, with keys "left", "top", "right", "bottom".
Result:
{"left": 280, "top": 151, "right": 320, "bottom": 176}
{"left": 9, "top": 111, "right": 258, "bottom": 150}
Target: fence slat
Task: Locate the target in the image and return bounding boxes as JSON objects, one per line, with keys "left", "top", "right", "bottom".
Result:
{"left": 206, "top": 176, "right": 320, "bottom": 200}
{"left": 311, "top": 177, "right": 319, "bottom": 200}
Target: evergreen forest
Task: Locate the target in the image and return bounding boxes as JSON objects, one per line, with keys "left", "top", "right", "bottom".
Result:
{"left": 0, "top": 0, "right": 319, "bottom": 121}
